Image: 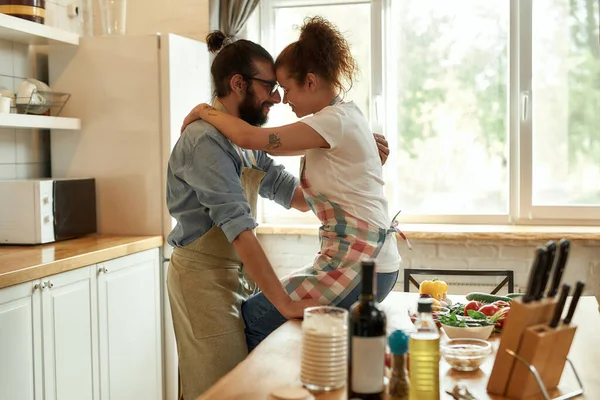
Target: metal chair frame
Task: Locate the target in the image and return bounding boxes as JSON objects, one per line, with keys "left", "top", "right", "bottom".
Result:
{"left": 403, "top": 268, "right": 515, "bottom": 294}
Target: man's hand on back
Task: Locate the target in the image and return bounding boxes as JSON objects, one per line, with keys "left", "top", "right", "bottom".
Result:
{"left": 374, "top": 133, "right": 389, "bottom": 165}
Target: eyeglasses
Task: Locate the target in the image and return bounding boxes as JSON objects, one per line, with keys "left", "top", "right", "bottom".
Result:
{"left": 243, "top": 76, "right": 280, "bottom": 96}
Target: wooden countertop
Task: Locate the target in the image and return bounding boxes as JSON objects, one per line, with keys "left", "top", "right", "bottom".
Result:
{"left": 0, "top": 234, "right": 163, "bottom": 289}
{"left": 199, "top": 292, "right": 599, "bottom": 400}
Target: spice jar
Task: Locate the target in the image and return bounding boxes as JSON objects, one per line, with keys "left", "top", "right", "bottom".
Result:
{"left": 387, "top": 329, "right": 409, "bottom": 400}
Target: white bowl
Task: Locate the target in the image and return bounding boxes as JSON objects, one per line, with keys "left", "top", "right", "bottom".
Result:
{"left": 441, "top": 324, "right": 494, "bottom": 340}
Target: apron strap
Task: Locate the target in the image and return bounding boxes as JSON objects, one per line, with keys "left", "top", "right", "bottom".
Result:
{"left": 390, "top": 209, "right": 412, "bottom": 250}
{"left": 234, "top": 145, "right": 248, "bottom": 168}
{"left": 233, "top": 145, "right": 259, "bottom": 169}
{"left": 246, "top": 150, "right": 258, "bottom": 167}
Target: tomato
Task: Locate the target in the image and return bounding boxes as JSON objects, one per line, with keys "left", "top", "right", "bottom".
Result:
{"left": 478, "top": 304, "right": 500, "bottom": 317}
{"left": 493, "top": 300, "right": 510, "bottom": 308}
{"left": 463, "top": 301, "right": 483, "bottom": 316}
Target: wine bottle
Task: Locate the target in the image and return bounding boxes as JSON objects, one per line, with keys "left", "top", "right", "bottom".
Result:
{"left": 349, "top": 260, "right": 386, "bottom": 400}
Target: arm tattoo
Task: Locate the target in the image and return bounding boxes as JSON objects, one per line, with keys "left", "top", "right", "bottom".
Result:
{"left": 265, "top": 133, "right": 282, "bottom": 150}
{"left": 201, "top": 104, "right": 218, "bottom": 116}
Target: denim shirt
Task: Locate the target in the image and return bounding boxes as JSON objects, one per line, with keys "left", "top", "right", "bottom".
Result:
{"left": 166, "top": 120, "right": 299, "bottom": 246}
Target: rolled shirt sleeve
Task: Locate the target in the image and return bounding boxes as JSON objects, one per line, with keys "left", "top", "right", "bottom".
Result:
{"left": 255, "top": 151, "right": 299, "bottom": 209}
{"left": 179, "top": 134, "right": 258, "bottom": 243}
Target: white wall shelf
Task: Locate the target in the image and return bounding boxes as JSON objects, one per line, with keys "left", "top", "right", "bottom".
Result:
{"left": 0, "top": 14, "right": 79, "bottom": 46}
{"left": 0, "top": 114, "right": 81, "bottom": 130}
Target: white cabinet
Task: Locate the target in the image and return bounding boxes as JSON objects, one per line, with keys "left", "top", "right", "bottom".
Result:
{"left": 0, "top": 247, "right": 162, "bottom": 400}
{"left": 97, "top": 248, "right": 162, "bottom": 400}
{"left": 0, "top": 281, "right": 43, "bottom": 400}
{"left": 41, "top": 267, "right": 99, "bottom": 400}
{"left": 0, "top": 268, "right": 99, "bottom": 400}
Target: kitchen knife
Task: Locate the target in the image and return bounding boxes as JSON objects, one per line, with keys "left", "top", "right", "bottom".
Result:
{"left": 523, "top": 246, "right": 548, "bottom": 303}
{"left": 547, "top": 239, "right": 571, "bottom": 298}
{"left": 535, "top": 240, "right": 556, "bottom": 300}
{"left": 563, "top": 281, "right": 585, "bottom": 325}
{"left": 549, "top": 284, "right": 570, "bottom": 328}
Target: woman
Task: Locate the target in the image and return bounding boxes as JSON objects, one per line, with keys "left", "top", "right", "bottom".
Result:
{"left": 188, "top": 16, "right": 402, "bottom": 351}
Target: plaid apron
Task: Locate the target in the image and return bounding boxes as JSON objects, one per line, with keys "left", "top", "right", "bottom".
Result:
{"left": 281, "top": 155, "right": 397, "bottom": 305}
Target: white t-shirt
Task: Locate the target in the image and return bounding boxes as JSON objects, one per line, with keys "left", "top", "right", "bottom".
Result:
{"left": 300, "top": 101, "right": 401, "bottom": 273}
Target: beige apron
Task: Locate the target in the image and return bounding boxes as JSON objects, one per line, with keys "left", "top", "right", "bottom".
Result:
{"left": 167, "top": 142, "right": 265, "bottom": 399}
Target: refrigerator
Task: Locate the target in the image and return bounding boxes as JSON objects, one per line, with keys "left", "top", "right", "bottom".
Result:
{"left": 49, "top": 33, "right": 212, "bottom": 400}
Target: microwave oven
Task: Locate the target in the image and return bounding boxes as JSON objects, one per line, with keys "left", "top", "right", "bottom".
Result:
{"left": 0, "top": 178, "right": 97, "bottom": 245}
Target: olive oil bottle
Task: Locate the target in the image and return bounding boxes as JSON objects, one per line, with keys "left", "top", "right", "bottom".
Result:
{"left": 408, "top": 298, "right": 440, "bottom": 400}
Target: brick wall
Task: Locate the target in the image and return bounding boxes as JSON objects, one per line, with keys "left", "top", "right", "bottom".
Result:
{"left": 258, "top": 234, "right": 600, "bottom": 300}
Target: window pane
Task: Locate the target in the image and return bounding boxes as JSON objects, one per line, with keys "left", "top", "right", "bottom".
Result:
{"left": 532, "top": 0, "right": 600, "bottom": 206}
{"left": 390, "top": 1, "right": 509, "bottom": 215}
{"left": 260, "top": 3, "right": 371, "bottom": 223}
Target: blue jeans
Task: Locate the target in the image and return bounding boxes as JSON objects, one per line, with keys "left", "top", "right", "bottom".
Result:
{"left": 241, "top": 270, "right": 399, "bottom": 352}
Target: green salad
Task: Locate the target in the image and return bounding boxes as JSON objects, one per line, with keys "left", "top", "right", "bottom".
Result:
{"left": 437, "top": 302, "right": 505, "bottom": 328}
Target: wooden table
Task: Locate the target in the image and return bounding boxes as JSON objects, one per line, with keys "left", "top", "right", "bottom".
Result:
{"left": 199, "top": 292, "right": 600, "bottom": 400}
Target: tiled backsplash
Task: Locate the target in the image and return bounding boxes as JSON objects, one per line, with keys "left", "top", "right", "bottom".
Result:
{"left": 0, "top": 2, "right": 83, "bottom": 180}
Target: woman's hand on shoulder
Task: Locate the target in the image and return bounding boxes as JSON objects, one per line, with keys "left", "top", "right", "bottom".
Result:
{"left": 180, "top": 103, "right": 218, "bottom": 133}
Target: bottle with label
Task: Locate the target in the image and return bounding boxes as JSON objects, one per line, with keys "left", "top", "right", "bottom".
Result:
{"left": 408, "top": 298, "right": 440, "bottom": 400}
{"left": 349, "top": 260, "right": 386, "bottom": 400}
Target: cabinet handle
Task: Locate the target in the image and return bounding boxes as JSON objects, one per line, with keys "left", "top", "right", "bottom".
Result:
{"left": 47, "top": 281, "right": 54, "bottom": 289}
{"left": 33, "top": 282, "right": 46, "bottom": 291}
{"left": 98, "top": 266, "right": 109, "bottom": 274}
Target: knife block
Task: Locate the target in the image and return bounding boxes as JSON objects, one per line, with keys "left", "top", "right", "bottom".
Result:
{"left": 540, "top": 324, "right": 577, "bottom": 389}
{"left": 503, "top": 323, "right": 578, "bottom": 399}
{"left": 487, "top": 298, "right": 557, "bottom": 396}
{"left": 504, "top": 324, "right": 563, "bottom": 398}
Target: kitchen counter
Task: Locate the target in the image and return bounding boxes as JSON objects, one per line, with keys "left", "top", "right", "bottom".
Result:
{"left": 0, "top": 234, "right": 163, "bottom": 289}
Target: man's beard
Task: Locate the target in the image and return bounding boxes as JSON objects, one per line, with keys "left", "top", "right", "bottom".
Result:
{"left": 238, "top": 87, "right": 272, "bottom": 127}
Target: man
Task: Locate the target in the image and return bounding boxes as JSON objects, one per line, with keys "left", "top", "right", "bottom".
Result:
{"left": 166, "top": 31, "right": 389, "bottom": 399}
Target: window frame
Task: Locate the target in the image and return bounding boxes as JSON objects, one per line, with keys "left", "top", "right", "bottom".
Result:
{"left": 255, "top": 0, "right": 600, "bottom": 227}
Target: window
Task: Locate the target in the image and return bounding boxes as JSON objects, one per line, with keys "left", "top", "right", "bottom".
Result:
{"left": 252, "top": 0, "right": 600, "bottom": 226}
{"left": 529, "top": 0, "right": 600, "bottom": 220}
{"left": 388, "top": 1, "right": 510, "bottom": 217}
